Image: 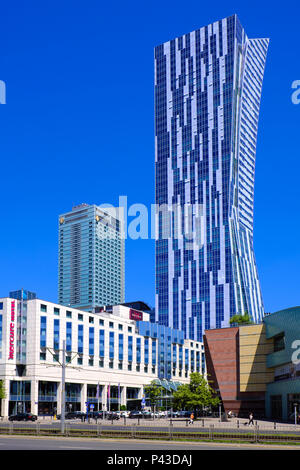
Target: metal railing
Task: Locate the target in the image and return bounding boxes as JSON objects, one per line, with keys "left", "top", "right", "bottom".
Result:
{"left": 1, "top": 418, "right": 300, "bottom": 445}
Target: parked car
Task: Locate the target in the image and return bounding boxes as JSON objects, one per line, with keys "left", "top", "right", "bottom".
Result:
{"left": 177, "top": 411, "right": 193, "bottom": 418}
{"left": 86, "top": 411, "right": 119, "bottom": 420}
{"left": 129, "top": 411, "right": 143, "bottom": 418}
{"left": 129, "top": 411, "right": 152, "bottom": 419}
{"left": 56, "top": 411, "right": 85, "bottom": 420}
{"left": 73, "top": 411, "right": 87, "bottom": 419}
{"left": 90, "top": 411, "right": 103, "bottom": 419}
{"left": 167, "top": 411, "right": 180, "bottom": 418}
{"left": 9, "top": 412, "right": 37, "bottom": 422}
{"left": 106, "top": 412, "right": 120, "bottom": 420}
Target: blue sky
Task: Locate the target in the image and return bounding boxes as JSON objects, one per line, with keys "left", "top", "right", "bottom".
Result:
{"left": 0, "top": 0, "right": 299, "bottom": 313}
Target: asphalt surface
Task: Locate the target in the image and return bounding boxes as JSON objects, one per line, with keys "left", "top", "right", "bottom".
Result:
{"left": 0, "top": 435, "right": 298, "bottom": 451}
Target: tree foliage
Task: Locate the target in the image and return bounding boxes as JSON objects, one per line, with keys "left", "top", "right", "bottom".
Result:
{"left": 229, "top": 313, "right": 253, "bottom": 325}
{"left": 0, "top": 380, "right": 6, "bottom": 400}
{"left": 144, "top": 380, "right": 164, "bottom": 410}
{"left": 172, "top": 373, "right": 219, "bottom": 412}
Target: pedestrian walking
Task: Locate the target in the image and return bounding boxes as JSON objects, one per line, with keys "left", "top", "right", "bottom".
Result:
{"left": 189, "top": 413, "right": 194, "bottom": 425}
{"left": 248, "top": 412, "right": 254, "bottom": 426}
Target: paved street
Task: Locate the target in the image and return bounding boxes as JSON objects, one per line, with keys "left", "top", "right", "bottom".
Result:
{"left": 0, "top": 435, "right": 298, "bottom": 451}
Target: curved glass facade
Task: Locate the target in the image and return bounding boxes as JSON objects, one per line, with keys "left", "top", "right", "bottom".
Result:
{"left": 154, "top": 15, "right": 269, "bottom": 340}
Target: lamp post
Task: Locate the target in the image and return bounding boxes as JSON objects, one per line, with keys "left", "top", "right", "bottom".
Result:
{"left": 46, "top": 339, "right": 80, "bottom": 429}
{"left": 215, "top": 388, "right": 221, "bottom": 421}
{"left": 96, "top": 382, "right": 100, "bottom": 412}
{"left": 61, "top": 340, "right": 66, "bottom": 434}
{"left": 294, "top": 403, "right": 298, "bottom": 426}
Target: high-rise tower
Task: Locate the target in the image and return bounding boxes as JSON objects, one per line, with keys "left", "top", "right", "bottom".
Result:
{"left": 58, "top": 203, "right": 125, "bottom": 312}
{"left": 154, "top": 15, "right": 269, "bottom": 340}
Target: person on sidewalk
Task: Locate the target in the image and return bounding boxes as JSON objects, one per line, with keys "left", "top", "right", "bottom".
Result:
{"left": 248, "top": 412, "right": 254, "bottom": 426}
{"left": 189, "top": 413, "right": 194, "bottom": 425}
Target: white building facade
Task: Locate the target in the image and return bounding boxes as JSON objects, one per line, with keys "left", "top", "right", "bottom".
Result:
{"left": 0, "top": 297, "right": 205, "bottom": 417}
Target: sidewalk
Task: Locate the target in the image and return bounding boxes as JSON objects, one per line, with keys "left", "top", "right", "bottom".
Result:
{"left": 2, "top": 415, "right": 299, "bottom": 431}
{"left": 177, "top": 417, "right": 300, "bottom": 431}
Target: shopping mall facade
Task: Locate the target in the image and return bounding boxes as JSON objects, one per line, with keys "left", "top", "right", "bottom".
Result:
{"left": 204, "top": 307, "right": 300, "bottom": 421}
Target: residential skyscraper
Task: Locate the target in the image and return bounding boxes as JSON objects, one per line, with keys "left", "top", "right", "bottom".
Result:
{"left": 154, "top": 15, "right": 269, "bottom": 341}
{"left": 58, "top": 203, "right": 125, "bottom": 312}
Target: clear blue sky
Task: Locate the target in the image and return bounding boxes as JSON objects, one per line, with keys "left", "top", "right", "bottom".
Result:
{"left": 0, "top": 0, "right": 299, "bottom": 313}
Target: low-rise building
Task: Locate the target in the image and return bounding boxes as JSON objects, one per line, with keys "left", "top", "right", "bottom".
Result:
{"left": 0, "top": 295, "right": 205, "bottom": 417}
{"left": 264, "top": 307, "right": 300, "bottom": 421}
{"left": 204, "top": 307, "right": 300, "bottom": 421}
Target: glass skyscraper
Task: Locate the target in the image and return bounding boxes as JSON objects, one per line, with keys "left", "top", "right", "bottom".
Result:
{"left": 58, "top": 203, "right": 125, "bottom": 312}
{"left": 154, "top": 15, "right": 269, "bottom": 341}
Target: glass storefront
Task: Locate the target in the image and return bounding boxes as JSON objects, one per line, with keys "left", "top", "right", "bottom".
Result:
{"left": 288, "top": 393, "right": 300, "bottom": 422}
{"left": 9, "top": 381, "right": 31, "bottom": 415}
{"left": 270, "top": 395, "right": 282, "bottom": 420}
{"left": 87, "top": 384, "right": 103, "bottom": 411}
{"left": 38, "top": 381, "right": 58, "bottom": 415}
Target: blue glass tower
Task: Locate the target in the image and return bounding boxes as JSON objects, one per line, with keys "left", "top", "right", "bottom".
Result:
{"left": 154, "top": 15, "right": 269, "bottom": 341}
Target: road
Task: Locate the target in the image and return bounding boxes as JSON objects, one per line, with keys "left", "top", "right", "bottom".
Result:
{"left": 0, "top": 435, "right": 298, "bottom": 451}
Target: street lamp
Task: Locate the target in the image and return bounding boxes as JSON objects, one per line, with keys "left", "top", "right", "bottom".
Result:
{"left": 46, "top": 338, "right": 81, "bottom": 430}
{"left": 294, "top": 403, "right": 298, "bottom": 426}
{"left": 61, "top": 340, "right": 66, "bottom": 434}
{"left": 215, "top": 388, "right": 222, "bottom": 421}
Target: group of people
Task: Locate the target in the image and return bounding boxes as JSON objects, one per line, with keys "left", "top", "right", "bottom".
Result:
{"left": 228, "top": 410, "right": 254, "bottom": 425}
{"left": 228, "top": 411, "right": 255, "bottom": 425}
{"left": 187, "top": 411, "right": 255, "bottom": 425}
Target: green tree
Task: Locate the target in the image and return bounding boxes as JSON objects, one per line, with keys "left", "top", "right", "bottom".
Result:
{"left": 0, "top": 380, "right": 6, "bottom": 415}
{"left": 0, "top": 380, "right": 6, "bottom": 400}
{"left": 172, "top": 373, "right": 219, "bottom": 416}
{"left": 144, "top": 380, "right": 164, "bottom": 412}
{"left": 229, "top": 313, "right": 253, "bottom": 325}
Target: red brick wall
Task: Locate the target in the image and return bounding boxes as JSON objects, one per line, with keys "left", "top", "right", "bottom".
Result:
{"left": 204, "top": 328, "right": 239, "bottom": 401}
{"left": 204, "top": 327, "right": 265, "bottom": 418}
